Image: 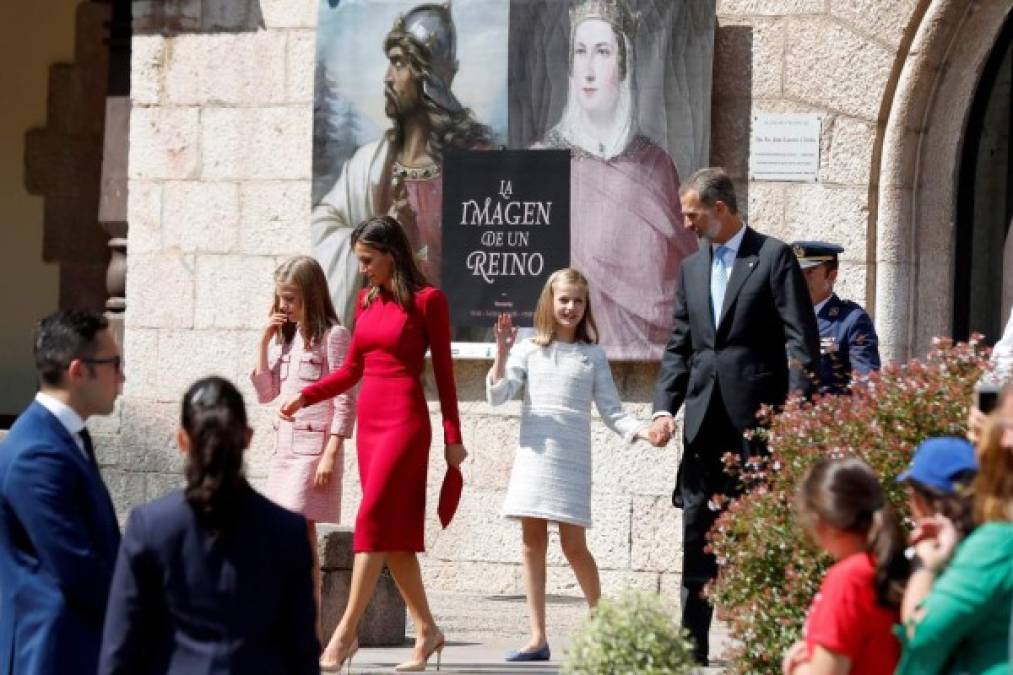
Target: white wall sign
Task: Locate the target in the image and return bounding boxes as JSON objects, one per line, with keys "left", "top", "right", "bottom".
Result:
{"left": 749, "top": 113, "right": 821, "bottom": 182}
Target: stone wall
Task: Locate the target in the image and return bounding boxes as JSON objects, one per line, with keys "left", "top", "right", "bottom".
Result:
{"left": 712, "top": 0, "right": 920, "bottom": 315}
{"left": 109, "top": 0, "right": 929, "bottom": 603}
{"left": 100, "top": 0, "right": 319, "bottom": 513}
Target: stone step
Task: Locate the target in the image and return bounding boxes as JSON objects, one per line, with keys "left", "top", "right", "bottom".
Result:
{"left": 318, "top": 525, "right": 407, "bottom": 647}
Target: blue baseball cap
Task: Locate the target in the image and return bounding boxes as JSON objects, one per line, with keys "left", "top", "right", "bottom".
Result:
{"left": 896, "top": 437, "right": 978, "bottom": 493}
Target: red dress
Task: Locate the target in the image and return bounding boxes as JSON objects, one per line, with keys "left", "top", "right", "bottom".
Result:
{"left": 300, "top": 286, "right": 462, "bottom": 552}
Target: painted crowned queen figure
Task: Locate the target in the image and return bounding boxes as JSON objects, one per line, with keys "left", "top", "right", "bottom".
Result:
{"left": 538, "top": 0, "right": 698, "bottom": 360}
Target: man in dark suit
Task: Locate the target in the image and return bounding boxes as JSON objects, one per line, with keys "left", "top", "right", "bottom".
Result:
{"left": 791, "top": 241, "right": 881, "bottom": 395}
{"left": 0, "top": 309, "right": 124, "bottom": 675}
{"left": 647, "top": 168, "right": 820, "bottom": 664}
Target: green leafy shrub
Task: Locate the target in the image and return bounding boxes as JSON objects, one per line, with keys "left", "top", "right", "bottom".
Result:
{"left": 708, "top": 337, "right": 990, "bottom": 674}
{"left": 561, "top": 591, "right": 697, "bottom": 675}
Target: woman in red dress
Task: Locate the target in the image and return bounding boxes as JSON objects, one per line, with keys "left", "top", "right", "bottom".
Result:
{"left": 280, "top": 216, "right": 467, "bottom": 672}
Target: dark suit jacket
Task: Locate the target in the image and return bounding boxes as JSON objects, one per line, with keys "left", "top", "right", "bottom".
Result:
{"left": 653, "top": 226, "right": 820, "bottom": 442}
{"left": 0, "top": 401, "right": 121, "bottom": 675}
{"left": 99, "top": 486, "right": 319, "bottom": 675}
{"left": 816, "top": 293, "right": 881, "bottom": 395}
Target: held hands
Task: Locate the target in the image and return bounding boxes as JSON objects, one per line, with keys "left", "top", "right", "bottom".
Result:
{"left": 279, "top": 394, "right": 305, "bottom": 421}
{"left": 445, "top": 442, "right": 468, "bottom": 468}
{"left": 646, "top": 416, "right": 676, "bottom": 447}
{"left": 494, "top": 313, "right": 518, "bottom": 354}
{"left": 314, "top": 437, "right": 343, "bottom": 488}
{"left": 633, "top": 427, "right": 655, "bottom": 444}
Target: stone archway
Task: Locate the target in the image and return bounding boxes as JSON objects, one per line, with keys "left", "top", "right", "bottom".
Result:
{"left": 873, "top": 0, "right": 1013, "bottom": 362}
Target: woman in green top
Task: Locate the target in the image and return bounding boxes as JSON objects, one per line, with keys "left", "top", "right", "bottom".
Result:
{"left": 897, "top": 415, "right": 1013, "bottom": 674}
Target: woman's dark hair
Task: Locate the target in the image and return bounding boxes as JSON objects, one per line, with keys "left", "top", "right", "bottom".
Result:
{"left": 352, "top": 215, "right": 429, "bottom": 312}
{"left": 798, "top": 458, "right": 910, "bottom": 608}
{"left": 181, "top": 377, "right": 249, "bottom": 534}
{"left": 906, "top": 472, "right": 977, "bottom": 539}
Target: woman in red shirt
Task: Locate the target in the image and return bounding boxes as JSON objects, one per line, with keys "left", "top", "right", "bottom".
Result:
{"left": 281, "top": 216, "right": 467, "bottom": 673}
{"left": 782, "top": 458, "right": 910, "bottom": 675}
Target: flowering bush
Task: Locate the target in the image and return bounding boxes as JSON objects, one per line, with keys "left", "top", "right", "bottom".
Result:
{"left": 708, "top": 337, "right": 990, "bottom": 674}
{"left": 561, "top": 591, "right": 696, "bottom": 675}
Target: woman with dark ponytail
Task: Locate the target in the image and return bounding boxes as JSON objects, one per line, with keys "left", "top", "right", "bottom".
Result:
{"left": 181, "top": 377, "right": 249, "bottom": 534}
{"left": 782, "top": 458, "right": 909, "bottom": 675}
{"left": 99, "top": 377, "right": 319, "bottom": 675}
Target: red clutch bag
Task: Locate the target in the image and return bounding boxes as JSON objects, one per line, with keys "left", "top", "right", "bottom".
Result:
{"left": 437, "top": 465, "right": 463, "bottom": 528}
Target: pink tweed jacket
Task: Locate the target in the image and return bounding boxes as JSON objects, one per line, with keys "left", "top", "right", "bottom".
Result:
{"left": 250, "top": 325, "right": 355, "bottom": 523}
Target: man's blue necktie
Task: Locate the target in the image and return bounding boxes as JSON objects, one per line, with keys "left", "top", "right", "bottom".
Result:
{"left": 711, "top": 245, "right": 731, "bottom": 326}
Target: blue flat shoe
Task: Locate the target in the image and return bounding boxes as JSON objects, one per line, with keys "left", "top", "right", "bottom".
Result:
{"left": 504, "top": 644, "right": 551, "bottom": 662}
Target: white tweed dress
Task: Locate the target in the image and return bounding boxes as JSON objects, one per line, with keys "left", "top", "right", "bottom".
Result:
{"left": 486, "top": 339, "right": 643, "bottom": 528}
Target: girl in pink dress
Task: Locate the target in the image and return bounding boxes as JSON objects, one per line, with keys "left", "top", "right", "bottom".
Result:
{"left": 250, "top": 255, "right": 355, "bottom": 631}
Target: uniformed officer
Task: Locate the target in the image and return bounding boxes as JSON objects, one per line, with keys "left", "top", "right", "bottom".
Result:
{"left": 792, "top": 241, "right": 881, "bottom": 394}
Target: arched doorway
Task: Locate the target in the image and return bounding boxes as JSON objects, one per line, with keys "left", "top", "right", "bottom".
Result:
{"left": 954, "top": 13, "right": 1013, "bottom": 343}
{"left": 873, "top": 0, "right": 1013, "bottom": 362}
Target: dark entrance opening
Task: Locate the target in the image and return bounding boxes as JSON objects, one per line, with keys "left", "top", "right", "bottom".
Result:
{"left": 954, "top": 13, "right": 1013, "bottom": 344}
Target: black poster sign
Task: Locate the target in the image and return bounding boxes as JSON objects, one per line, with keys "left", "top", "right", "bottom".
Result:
{"left": 442, "top": 150, "right": 570, "bottom": 327}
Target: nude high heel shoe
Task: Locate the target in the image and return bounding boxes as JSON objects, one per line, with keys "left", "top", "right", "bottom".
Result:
{"left": 320, "top": 637, "right": 358, "bottom": 674}
{"left": 394, "top": 631, "right": 445, "bottom": 672}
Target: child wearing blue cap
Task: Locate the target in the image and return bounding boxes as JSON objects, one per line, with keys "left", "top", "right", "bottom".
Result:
{"left": 897, "top": 420, "right": 1013, "bottom": 675}
{"left": 897, "top": 436, "right": 978, "bottom": 546}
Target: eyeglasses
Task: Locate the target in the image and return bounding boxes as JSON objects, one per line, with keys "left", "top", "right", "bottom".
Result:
{"left": 81, "top": 355, "right": 123, "bottom": 373}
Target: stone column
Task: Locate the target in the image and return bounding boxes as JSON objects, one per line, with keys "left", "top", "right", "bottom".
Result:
{"left": 99, "top": 0, "right": 132, "bottom": 345}
{"left": 99, "top": 95, "right": 129, "bottom": 345}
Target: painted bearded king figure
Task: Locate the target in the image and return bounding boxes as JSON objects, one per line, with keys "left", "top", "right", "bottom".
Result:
{"left": 312, "top": 3, "right": 491, "bottom": 327}
{"left": 539, "top": 0, "right": 698, "bottom": 360}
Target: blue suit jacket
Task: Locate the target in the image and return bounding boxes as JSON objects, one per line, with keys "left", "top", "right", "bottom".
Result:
{"left": 99, "top": 486, "right": 319, "bottom": 675}
{"left": 0, "top": 401, "right": 121, "bottom": 675}
{"left": 816, "top": 294, "right": 881, "bottom": 395}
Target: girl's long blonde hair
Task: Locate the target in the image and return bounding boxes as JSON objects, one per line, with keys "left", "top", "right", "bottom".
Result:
{"left": 273, "top": 255, "right": 339, "bottom": 347}
{"left": 531, "top": 268, "right": 598, "bottom": 347}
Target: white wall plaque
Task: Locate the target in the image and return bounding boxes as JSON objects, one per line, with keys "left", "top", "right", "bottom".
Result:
{"left": 749, "top": 113, "right": 821, "bottom": 182}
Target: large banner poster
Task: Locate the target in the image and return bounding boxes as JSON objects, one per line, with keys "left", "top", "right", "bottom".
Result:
{"left": 443, "top": 149, "right": 571, "bottom": 328}
{"left": 312, "top": 0, "right": 714, "bottom": 361}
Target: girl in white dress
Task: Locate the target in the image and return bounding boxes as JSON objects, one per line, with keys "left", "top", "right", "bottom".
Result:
{"left": 487, "top": 268, "right": 650, "bottom": 662}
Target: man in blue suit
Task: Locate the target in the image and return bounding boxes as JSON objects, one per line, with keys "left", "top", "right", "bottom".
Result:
{"left": 0, "top": 309, "right": 124, "bottom": 675}
{"left": 792, "top": 241, "right": 881, "bottom": 394}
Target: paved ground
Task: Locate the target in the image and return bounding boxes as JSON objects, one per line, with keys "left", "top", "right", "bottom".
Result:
{"left": 339, "top": 591, "right": 732, "bottom": 674}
